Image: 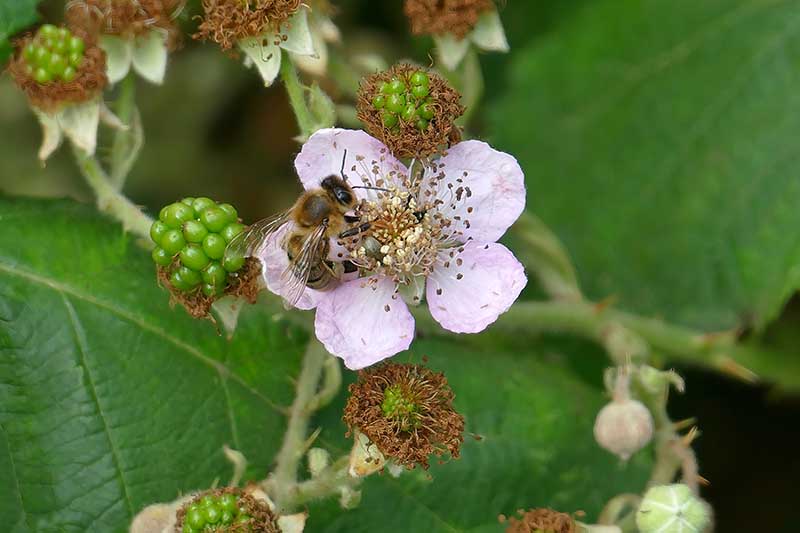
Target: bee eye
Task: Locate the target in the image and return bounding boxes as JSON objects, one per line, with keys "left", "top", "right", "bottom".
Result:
{"left": 335, "top": 188, "right": 353, "bottom": 205}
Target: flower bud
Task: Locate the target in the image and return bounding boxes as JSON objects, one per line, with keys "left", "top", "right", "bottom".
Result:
{"left": 307, "top": 447, "right": 330, "bottom": 477}
{"left": 638, "top": 365, "right": 685, "bottom": 395}
{"left": 593, "top": 398, "right": 654, "bottom": 461}
{"left": 636, "top": 484, "right": 712, "bottom": 533}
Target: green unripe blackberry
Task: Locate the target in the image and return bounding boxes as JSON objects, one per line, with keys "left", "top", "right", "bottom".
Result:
{"left": 387, "top": 78, "right": 406, "bottom": 94}
{"left": 151, "top": 247, "right": 172, "bottom": 266}
{"left": 180, "top": 244, "right": 211, "bottom": 271}
{"left": 22, "top": 25, "right": 86, "bottom": 84}
{"left": 202, "top": 504, "right": 221, "bottom": 524}
{"left": 416, "top": 118, "right": 429, "bottom": 131}
{"left": 379, "top": 81, "right": 392, "bottom": 94}
{"left": 385, "top": 93, "right": 406, "bottom": 113}
{"left": 220, "top": 222, "right": 244, "bottom": 243}
{"left": 200, "top": 207, "right": 229, "bottom": 233}
{"left": 202, "top": 262, "right": 227, "bottom": 287}
{"left": 202, "top": 233, "right": 226, "bottom": 260}
{"left": 218, "top": 203, "right": 238, "bottom": 222}
{"left": 170, "top": 270, "right": 192, "bottom": 292}
{"left": 372, "top": 95, "right": 386, "bottom": 110}
{"left": 161, "top": 229, "right": 186, "bottom": 254}
{"left": 411, "top": 84, "right": 429, "bottom": 99}
{"left": 177, "top": 266, "right": 202, "bottom": 287}
{"left": 163, "top": 203, "right": 194, "bottom": 229}
{"left": 401, "top": 104, "right": 417, "bottom": 122}
{"left": 410, "top": 71, "right": 429, "bottom": 87}
{"left": 219, "top": 493, "right": 237, "bottom": 514}
{"left": 418, "top": 102, "right": 435, "bottom": 120}
{"left": 186, "top": 506, "right": 205, "bottom": 529}
{"left": 151, "top": 198, "right": 249, "bottom": 304}
{"left": 223, "top": 253, "right": 245, "bottom": 273}
{"left": 192, "top": 197, "right": 215, "bottom": 214}
{"left": 382, "top": 111, "right": 398, "bottom": 128}
{"left": 182, "top": 220, "right": 208, "bottom": 243}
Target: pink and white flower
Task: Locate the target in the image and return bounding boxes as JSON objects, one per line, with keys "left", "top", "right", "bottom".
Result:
{"left": 258, "top": 128, "right": 527, "bottom": 370}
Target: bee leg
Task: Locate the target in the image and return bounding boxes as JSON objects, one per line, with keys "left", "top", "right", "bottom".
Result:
{"left": 322, "top": 260, "right": 345, "bottom": 280}
{"left": 339, "top": 222, "right": 371, "bottom": 239}
{"left": 342, "top": 260, "right": 358, "bottom": 274}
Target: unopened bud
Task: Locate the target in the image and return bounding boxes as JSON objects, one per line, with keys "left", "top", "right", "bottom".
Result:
{"left": 593, "top": 398, "right": 654, "bottom": 461}
{"left": 637, "top": 484, "right": 712, "bottom": 533}
{"left": 307, "top": 447, "right": 330, "bottom": 477}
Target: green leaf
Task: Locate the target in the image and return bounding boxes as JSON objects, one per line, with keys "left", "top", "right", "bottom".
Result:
{"left": 309, "top": 338, "right": 651, "bottom": 532}
{"left": 489, "top": 0, "right": 800, "bottom": 331}
{"left": 0, "top": 0, "right": 40, "bottom": 64}
{"left": 0, "top": 197, "right": 305, "bottom": 532}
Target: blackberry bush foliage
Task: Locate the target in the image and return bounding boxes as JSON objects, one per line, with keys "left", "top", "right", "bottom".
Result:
{"left": 5, "top": 1, "right": 778, "bottom": 532}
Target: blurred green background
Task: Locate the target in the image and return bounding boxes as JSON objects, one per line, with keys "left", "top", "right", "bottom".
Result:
{"left": 2, "top": 1, "right": 800, "bottom": 531}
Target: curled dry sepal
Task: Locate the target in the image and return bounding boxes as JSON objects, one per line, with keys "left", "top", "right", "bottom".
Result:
{"left": 403, "top": 0, "right": 509, "bottom": 70}
{"left": 499, "top": 508, "right": 577, "bottom": 533}
{"left": 259, "top": 128, "right": 527, "bottom": 369}
{"left": 193, "top": 0, "right": 318, "bottom": 86}
{"left": 150, "top": 197, "right": 262, "bottom": 318}
{"left": 343, "top": 362, "right": 464, "bottom": 471}
{"left": 357, "top": 63, "right": 464, "bottom": 159}
{"left": 8, "top": 24, "right": 108, "bottom": 160}
{"left": 66, "top": 0, "right": 184, "bottom": 84}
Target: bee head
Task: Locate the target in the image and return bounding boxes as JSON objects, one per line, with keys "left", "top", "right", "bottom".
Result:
{"left": 321, "top": 175, "right": 355, "bottom": 208}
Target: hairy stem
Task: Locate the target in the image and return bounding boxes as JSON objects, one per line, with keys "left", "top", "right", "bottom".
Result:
{"left": 73, "top": 147, "right": 153, "bottom": 240}
{"left": 269, "top": 339, "right": 330, "bottom": 511}
{"left": 413, "top": 300, "right": 767, "bottom": 382}
{"left": 306, "top": 355, "right": 342, "bottom": 413}
{"left": 288, "top": 456, "right": 359, "bottom": 507}
{"left": 280, "top": 51, "right": 315, "bottom": 138}
{"left": 109, "top": 74, "right": 143, "bottom": 190}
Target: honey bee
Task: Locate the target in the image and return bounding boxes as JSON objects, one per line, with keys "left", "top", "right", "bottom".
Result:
{"left": 224, "top": 173, "right": 363, "bottom": 307}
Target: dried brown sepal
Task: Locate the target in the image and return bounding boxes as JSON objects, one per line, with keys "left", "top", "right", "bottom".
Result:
{"left": 66, "top": 0, "right": 184, "bottom": 49}
{"left": 7, "top": 31, "right": 107, "bottom": 113}
{"left": 193, "top": 0, "right": 301, "bottom": 50}
{"left": 343, "top": 362, "right": 464, "bottom": 470}
{"left": 404, "top": 0, "right": 494, "bottom": 39}
{"left": 357, "top": 63, "right": 464, "bottom": 159}
{"left": 157, "top": 257, "right": 262, "bottom": 319}
{"left": 174, "top": 487, "right": 280, "bottom": 533}
{"left": 499, "top": 508, "right": 577, "bottom": 533}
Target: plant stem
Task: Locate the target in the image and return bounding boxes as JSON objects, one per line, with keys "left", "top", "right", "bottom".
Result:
{"left": 413, "top": 299, "right": 775, "bottom": 384}
{"left": 288, "top": 456, "right": 359, "bottom": 507}
{"left": 269, "top": 339, "right": 330, "bottom": 511}
{"left": 306, "top": 355, "right": 342, "bottom": 413}
{"left": 73, "top": 146, "right": 153, "bottom": 240}
{"left": 109, "top": 74, "right": 143, "bottom": 190}
{"left": 280, "top": 51, "right": 315, "bottom": 138}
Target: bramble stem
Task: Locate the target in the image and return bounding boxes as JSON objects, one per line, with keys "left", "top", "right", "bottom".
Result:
{"left": 73, "top": 147, "right": 153, "bottom": 241}
{"left": 268, "top": 339, "right": 331, "bottom": 511}
{"left": 109, "top": 74, "right": 143, "bottom": 190}
{"left": 306, "top": 355, "right": 342, "bottom": 413}
{"left": 280, "top": 51, "right": 316, "bottom": 139}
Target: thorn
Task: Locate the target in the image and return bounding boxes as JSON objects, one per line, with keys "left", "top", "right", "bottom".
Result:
{"left": 716, "top": 356, "right": 759, "bottom": 384}
{"left": 697, "top": 474, "right": 711, "bottom": 487}
{"left": 681, "top": 426, "right": 701, "bottom": 446}
{"left": 672, "top": 417, "right": 697, "bottom": 431}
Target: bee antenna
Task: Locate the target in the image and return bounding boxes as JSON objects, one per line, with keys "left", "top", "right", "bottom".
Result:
{"left": 340, "top": 150, "right": 349, "bottom": 181}
{"left": 351, "top": 185, "right": 390, "bottom": 192}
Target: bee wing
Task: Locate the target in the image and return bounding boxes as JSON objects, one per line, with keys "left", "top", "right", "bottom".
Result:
{"left": 280, "top": 223, "right": 329, "bottom": 309}
{"left": 224, "top": 211, "right": 291, "bottom": 260}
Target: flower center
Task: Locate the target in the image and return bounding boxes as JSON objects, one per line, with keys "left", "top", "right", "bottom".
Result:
{"left": 381, "top": 384, "right": 420, "bottom": 432}
{"left": 347, "top": 186, "right": 439, "bottom": 281}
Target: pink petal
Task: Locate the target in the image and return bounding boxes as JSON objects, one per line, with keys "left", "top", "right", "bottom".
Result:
{"left": 425, "top": 140, "right": 526, "bottom": 243}
{"left": 255, "top": 224, "right": 325, "bottom": 310}
{"left": 294, "top": 128, "right": 408, "bottom": 201}
{"left": 314, "top": 275, "right": 415, "bottom": 369}
{"left": 426, "top": 242, "right": 526, "bottom": 333}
